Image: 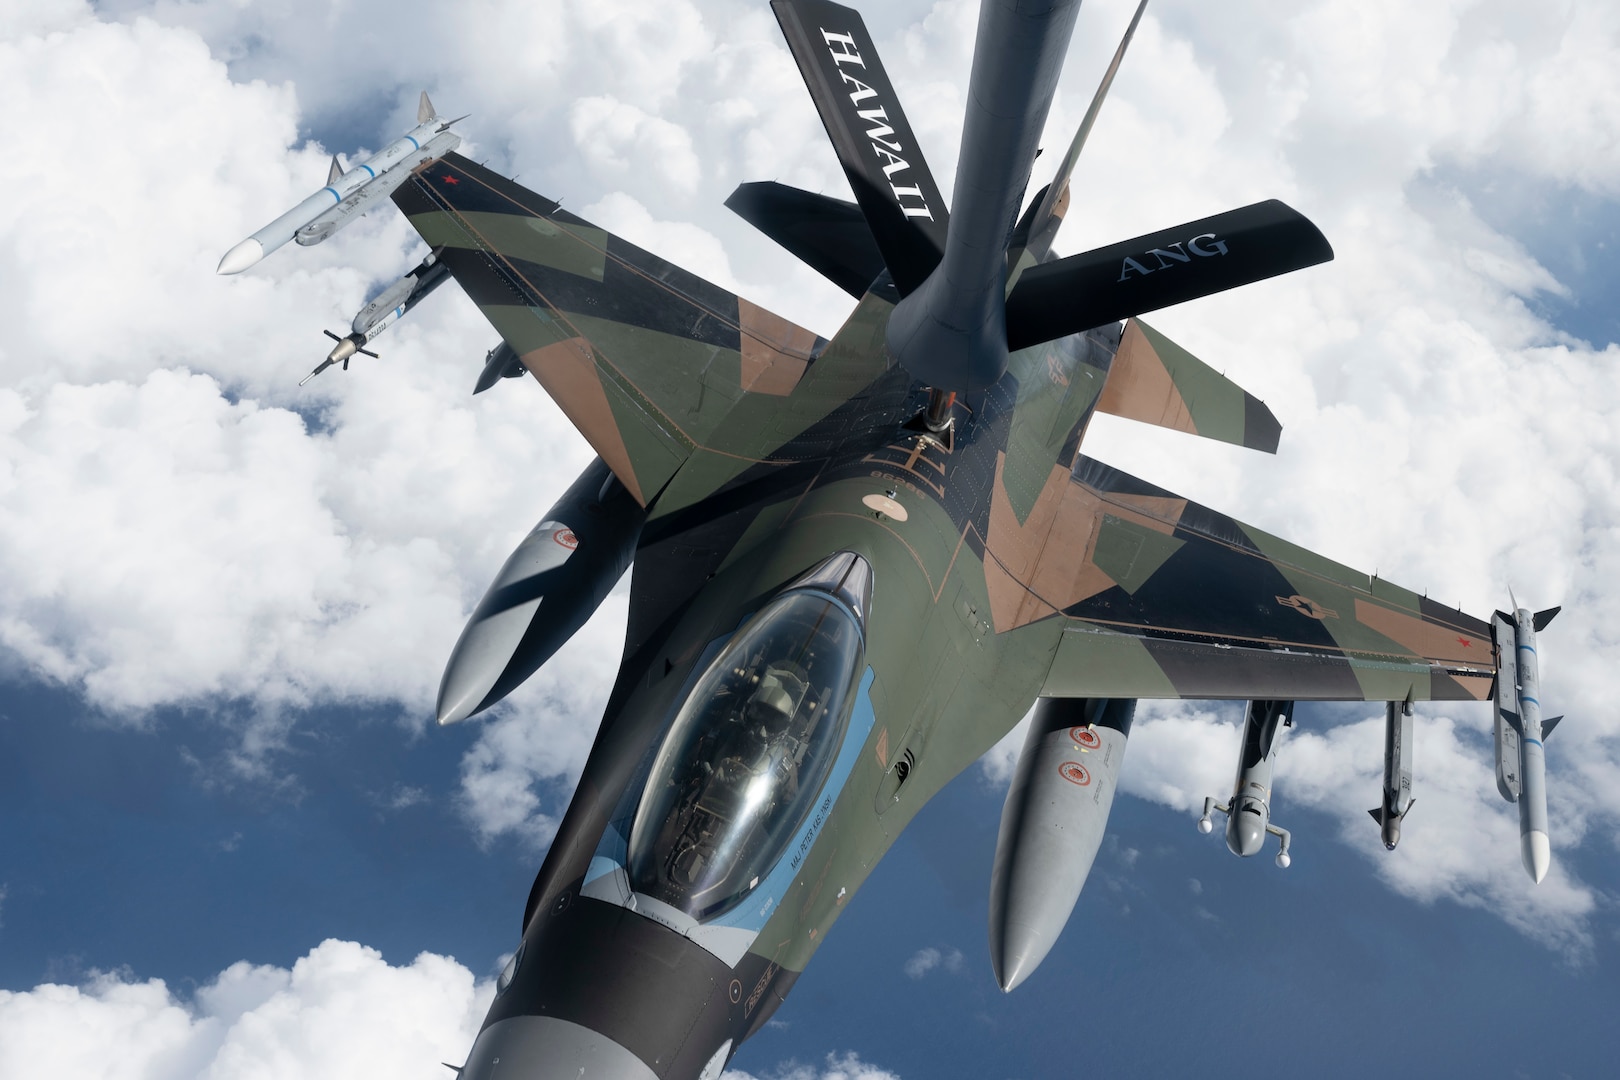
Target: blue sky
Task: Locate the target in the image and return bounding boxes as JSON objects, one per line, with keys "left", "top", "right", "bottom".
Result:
{"left": 3, "top": 1, "right": 1619, "bottom": 1077}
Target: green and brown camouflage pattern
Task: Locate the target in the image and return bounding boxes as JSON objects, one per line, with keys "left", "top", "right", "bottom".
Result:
{"left": 389, "top": 146, "right": 1496, "bottom": 1022}
{"left": 1099, "top": 318, "right": 1281, "bottom": 453}
{"left": 391, "top": 151, "right": 1494, "bottom": 712}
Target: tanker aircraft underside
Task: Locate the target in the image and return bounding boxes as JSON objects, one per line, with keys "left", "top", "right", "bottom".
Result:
{"left": 218, "top": 2, "right": 1565, "bottom": 1077}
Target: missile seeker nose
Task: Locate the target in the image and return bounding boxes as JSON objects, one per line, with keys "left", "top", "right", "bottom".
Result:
{"left": 1522, "top": 830, "right": 1550, "bottom": 884}
{"left": 216, "top": 238, "right": 264, "bottom": 276}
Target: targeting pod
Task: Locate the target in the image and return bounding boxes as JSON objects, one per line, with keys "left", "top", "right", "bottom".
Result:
{"left": 1197, "top": 700, "right": 1294, "bottom": 868}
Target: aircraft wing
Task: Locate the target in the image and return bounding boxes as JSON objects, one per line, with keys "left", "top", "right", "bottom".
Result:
{"left": 984, "top": 456, "right": 1496, "bottom": 702}
{"left": 391, "top": 152, "right": 842, "bottom": 506}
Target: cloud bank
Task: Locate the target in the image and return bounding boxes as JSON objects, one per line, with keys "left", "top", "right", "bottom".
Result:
{"left": 0, "top": 940, "right": 489, "bottom": 1080}
{"left": 0, "top": 939, "right": 894, "bottom": 1080}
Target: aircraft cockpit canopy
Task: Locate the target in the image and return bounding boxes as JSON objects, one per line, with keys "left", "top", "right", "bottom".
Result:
{"left": 628, "top": 557, "right": 870, "bottom": 922}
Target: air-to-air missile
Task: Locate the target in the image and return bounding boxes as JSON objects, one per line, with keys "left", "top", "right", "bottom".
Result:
{"left": 988, "top": 697, "right": 1135, "bottom": 992}
{"left": 300, "top": 249, "right": 452, "bottom": 384}
{"left": 1198, "top": 700, "right": 1295, "bottom": 868}
{"left": 1369, "top": 697, "right": 1415, "bottom": 850}
{"left": 436, "top": 457, "right": 647, "bottom": 727}
{"left": 216, "top": 92, "right": 461, "bottom": 275}
{"left": 1492, "top": 601, "right": 1564, "bottom": 883}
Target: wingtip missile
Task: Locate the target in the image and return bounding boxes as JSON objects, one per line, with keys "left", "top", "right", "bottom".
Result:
{"left": 1497, "top": 599, "right": 1560, "bottom": 884}
{"left": 219, "top": 100, "right": 462, "bottom": 273}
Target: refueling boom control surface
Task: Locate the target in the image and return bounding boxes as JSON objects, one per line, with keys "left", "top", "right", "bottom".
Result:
{"left": 1198, "top": 699, "right": 1294, "bottom": 868}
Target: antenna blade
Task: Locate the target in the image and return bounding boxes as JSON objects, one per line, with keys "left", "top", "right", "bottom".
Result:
{"left": 1025, "top": 0, "right": 1150, "bottom": 254}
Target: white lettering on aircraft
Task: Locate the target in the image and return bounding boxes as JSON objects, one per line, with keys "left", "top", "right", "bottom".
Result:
{"left": 1117, "top": 233, "right": 1230, "bottom": 282}
{"left": 820, "top": 29, "right": 936, "bottom": 221}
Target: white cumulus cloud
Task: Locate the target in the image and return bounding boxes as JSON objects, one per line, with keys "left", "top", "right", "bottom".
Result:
{"left": 726, "top": 1051, "right": 903, "bottom": 1080}
{"left": 0, "top": 940, "right": 491, "bottom": 1080}
{"left": 901, "top": 946, "right": 964, "bottom": 979}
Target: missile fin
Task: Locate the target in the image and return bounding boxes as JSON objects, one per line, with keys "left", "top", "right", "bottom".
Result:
{"left": 419, "top": 91, "right": 437, "bottom": 125}
{"left": 1542, "top": 715, "right": 1563, "bottom": 738}
{"left": 326, "top": 154, "right": 344, "bottom": 186}
{"left": 1533, "top": 605, "right": 1561, "bottom": 632}
{"left": 1367, "top": 808, "right": 1381, "bottom": 822}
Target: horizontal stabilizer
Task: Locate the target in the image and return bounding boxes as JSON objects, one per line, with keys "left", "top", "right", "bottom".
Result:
{"left": 1005, "top": 200, "right": 1334, "bottom": 352}
{"left": 1543, "top": 715, "right": 1563, "bottom": 738}
{"left": 725, "top": 182, "right": 886, "bottom": 299}
{"left": 1098, "top": 319, "right": 1282, "bottom": 453}
{"left": 772, "top": 0, "right": 948, "bottom": 294}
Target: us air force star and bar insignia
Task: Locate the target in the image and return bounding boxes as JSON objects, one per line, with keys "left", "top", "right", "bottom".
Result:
{"left": 1277, "top": 594, "right": 1339, "bottom": 620}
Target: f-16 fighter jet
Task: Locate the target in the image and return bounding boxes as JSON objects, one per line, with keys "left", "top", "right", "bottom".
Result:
{"left": 277, "top": 1, "right": 1546, "bottom": 1075}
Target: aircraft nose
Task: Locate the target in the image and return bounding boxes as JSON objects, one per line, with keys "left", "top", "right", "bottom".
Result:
{"left": 458, "top": 1016, "right": 658, "bottom": 1080}
{"left": 1226, "top": 809, "right": 1265, "bottom": 857}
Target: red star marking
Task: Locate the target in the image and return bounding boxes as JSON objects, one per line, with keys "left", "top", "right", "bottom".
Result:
{"left": 440, "top": 174, "right": 460, "bottom": 185}
{"left": 1457, "top": 636, "right": 1472, "bottom": 648}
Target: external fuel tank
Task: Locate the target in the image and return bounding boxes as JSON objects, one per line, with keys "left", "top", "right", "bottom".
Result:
{"left": 988, "top": 697, "right": 1135, "bottom": 992}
